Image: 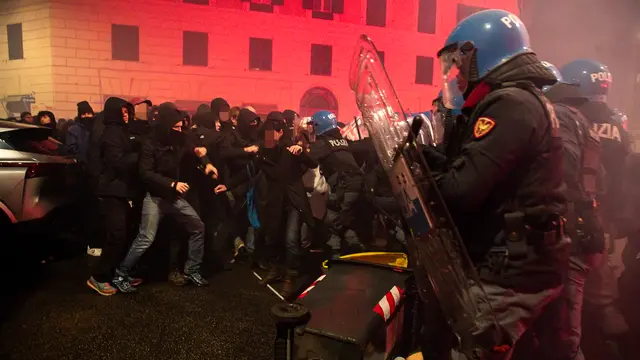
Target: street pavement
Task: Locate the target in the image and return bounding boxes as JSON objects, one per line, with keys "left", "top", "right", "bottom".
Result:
{"left": 0, "top": 253, "right": 278, "bottom": 360}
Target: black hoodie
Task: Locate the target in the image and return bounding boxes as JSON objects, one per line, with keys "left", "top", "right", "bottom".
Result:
{"left": 139, "top": 102, "right": 211, "bottom": 200}
{"left": 37, "top": 110, "right": 62, "bottom": 142}
{"left": 96, "top": 97, "right": 140, "bottom": 198}
{"left": 211, "top": 97, "right": 232, "bottom": 133}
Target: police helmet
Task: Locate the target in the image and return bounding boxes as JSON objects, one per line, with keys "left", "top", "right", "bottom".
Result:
{"left": 540, "top": 61, "right": 563, "bottom": 92}
{"left": 311, "top": 110, "right": 338, "bottom": 136}
{"left": 559, "top": 59, "right": 611, "bottom": 101}
{"left": 437, "top": 9, "right": 532, "bottom": 108}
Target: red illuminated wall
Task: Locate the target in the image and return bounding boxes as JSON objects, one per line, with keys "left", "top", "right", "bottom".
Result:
{"left": 45, "top": 0, "right": 519, "bottom": 119}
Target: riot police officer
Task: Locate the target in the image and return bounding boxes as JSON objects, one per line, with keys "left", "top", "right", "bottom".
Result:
{"left": 531, "top": 61, "right": 606, "bottom": 360}
{"left": 308, "top": 110, "right": 366, "bottom": 257}
{"left": 418, "top": 9, "right": 570, "bottom": 359}
{"left": 560, "top": 59, "right": 631, "bottom": 358}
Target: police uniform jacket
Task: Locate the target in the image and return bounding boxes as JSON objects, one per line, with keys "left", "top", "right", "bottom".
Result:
{"left": 428, "top": 54, "right": 568, "bottom": 291}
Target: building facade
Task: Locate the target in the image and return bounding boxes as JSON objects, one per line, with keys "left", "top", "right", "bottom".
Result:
{"left": 0, "top": 0, "right": 517, "bottom": 119}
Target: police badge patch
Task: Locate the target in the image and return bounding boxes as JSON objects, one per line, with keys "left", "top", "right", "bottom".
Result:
{"left": 473, "top": 117, "right": 496, "bottom": 139}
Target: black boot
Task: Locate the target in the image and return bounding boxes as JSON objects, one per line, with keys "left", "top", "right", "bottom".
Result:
{"left": 281, "top": 269, "right": 299, "bottom": 300}
{"left": 259, "top": 264, "right": 281, "bottom": 285}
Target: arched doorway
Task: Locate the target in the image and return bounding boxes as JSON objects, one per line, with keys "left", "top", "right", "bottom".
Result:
{"left": 299, "top": 87, "right": 338, "bottom": 118}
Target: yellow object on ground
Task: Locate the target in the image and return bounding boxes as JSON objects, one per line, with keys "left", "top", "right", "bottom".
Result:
{"left": 322, "top": 252, "right": 408, "bottom": 269}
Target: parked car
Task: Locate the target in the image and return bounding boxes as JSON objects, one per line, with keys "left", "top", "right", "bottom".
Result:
{"left": 0, "top": 121, "right": 80, "bottom": 228}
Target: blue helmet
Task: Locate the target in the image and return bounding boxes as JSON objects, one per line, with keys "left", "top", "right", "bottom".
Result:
{"left": 311, "top": 110, "right": 338, "bottom": 136}
{"left": 540, "top": 61, "right": 563, "bottom": 92}
{"left": 541, "top": 61, "right": 563, "bottom": 82}
{"left": 559, "top": 59, "right": 611, "bottom": 101}
{"left": 437, "top": 9, "right": 532, "bottom": 106}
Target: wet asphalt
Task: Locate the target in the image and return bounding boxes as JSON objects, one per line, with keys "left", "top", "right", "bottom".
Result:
{"left": 0, "top": 253, "right": 278, "bottom": 360}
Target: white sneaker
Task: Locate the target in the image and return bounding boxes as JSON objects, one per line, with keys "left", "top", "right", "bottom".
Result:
{"left": 87, "top": 246, "right": 102, "bottom": 257}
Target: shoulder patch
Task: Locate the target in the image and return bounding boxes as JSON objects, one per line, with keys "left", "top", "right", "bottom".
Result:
{"left": 473, "top": 117, "right": 496, "bottom": 139}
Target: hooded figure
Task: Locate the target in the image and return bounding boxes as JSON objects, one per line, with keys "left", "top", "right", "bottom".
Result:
{"left": 36, "top": 110, "right": 56, "bottom": 129}
{"left": 282, "top": 109, "right": 299, "bottom": 145}
{"left": 236, "top": 108, "right": 260, "bottom": 143}
{"left": 66, "top": 101, "right": 96, "bottom": 163}
{"left": 211, "top": 97, "right": 232, "bottom": 133}
{"left": 117, "top": 101, "right": 213, "bottom": 289}
{"left": 86, "top": 96, "right": 141, "bottom": 296}
{"left": 36, "top": 110, "right": 62, "bottom": 142}
{"left": 97, "top": 97, "right": 138, "bottom": 198}
{"left": 218, "top": 108, "right": 261, "bottom": 177}
{"left": 139, "top": 102, "right": 211, "bottom": 199}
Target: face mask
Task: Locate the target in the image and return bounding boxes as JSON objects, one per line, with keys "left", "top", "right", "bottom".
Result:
{"left": 169, "top": 128, "right": 185, "bottom": 145}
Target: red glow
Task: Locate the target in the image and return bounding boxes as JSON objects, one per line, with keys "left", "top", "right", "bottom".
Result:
{"left": 49, "top": 0, "right": 519, "bottom": 121}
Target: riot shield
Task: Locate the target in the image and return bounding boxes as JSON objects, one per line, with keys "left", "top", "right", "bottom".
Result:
{"left": 349, "top": 34, "right": 500, "bottom": 351}
{"left": 409, "top": 112, "right": 442, "bottom": 146}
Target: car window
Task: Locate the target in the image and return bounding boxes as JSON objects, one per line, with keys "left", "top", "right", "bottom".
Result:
{"left": 0, "top": 128, "right": 62, "bottom": 156}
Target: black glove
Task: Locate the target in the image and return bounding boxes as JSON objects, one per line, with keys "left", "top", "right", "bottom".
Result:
{"left": 421, "top": 145, "right": 447, "bottom": 172}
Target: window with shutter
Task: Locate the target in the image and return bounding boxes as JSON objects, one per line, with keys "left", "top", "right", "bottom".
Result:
{"left": 112, "top": 24, "right": 139, "bottom": 62}
{"left": 310, "top": 44, "right": 332, "bottom": 76}
{"left": 183, "top": 31, "right": 208, "bottom": 67}
{"left": 249, "top": 38, "right": 273, "bottom": 71}
{"left": 366, "top": 0, "right": 386, "bottom": 27}
{"left": 313, "top": 0, "right": 332, "bottom": 12}
{"left": 415, "top": 56, "right": 434, "bottom": 85}
{"left": 7, "top": 23, "right": 23, "bottom": 60}
{"left": 417, "top": 0, "right": 436, "bottom": 34}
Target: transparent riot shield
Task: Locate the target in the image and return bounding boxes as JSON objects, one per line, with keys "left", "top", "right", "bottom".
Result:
{"left": 349, "top": 34, "right": 500, "bottom": 351}
{"left": 409, "top": 112, "right": 443, "bottom": 146}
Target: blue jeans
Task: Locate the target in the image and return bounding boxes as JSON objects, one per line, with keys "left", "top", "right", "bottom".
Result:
{"left": 264, "top": 208, "right": 301, "bottom": 269}
{"left": 119, "top": 193, "right": 205, "bottom": 275}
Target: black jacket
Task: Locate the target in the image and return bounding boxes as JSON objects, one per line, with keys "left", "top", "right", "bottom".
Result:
{"left": 139, "top": 102, "right": 211, "bottom": 200}
{"left": 309, "top": 128, "right": 363, "bottom": 193}
{"left": 96, "top": 97, "right": 140, "bottom": 198}
{"left": 227, "top": 145, "right": 317, "bottom": 237}
{"left": 431, "top": 53, "right": 568, "bottom": 290}
{"left": 547, "top": 83, "right": 605, "bottom": 254}
{"left": 218, "top": 109, "right": 261, "bottom": 193}
{"left": 573, "top": 100, "right": 631, "bottom": 230}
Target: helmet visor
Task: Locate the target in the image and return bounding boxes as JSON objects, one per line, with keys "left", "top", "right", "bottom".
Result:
{"left": 438, "top": 50, "right": 466, "bottom": 109}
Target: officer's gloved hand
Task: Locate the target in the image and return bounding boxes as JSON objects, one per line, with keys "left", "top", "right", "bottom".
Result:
{"left": 421, "top": 145, "right": 447, "bottom": 171}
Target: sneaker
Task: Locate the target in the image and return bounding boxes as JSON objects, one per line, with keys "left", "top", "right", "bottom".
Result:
{"left": 233, "top": 238, "right": 247, "bottom": 258}
{"left": 126, "top": 275, "right": 143, "bottom": 287}
{"left": 86, "top": 277, "right": 117, "bottom": 296}
{"left": 185, "top": 272, "right": 209, "bottom": 287}
{"left": 87, "top": 246, "right": 102, "bottom": 257}
{"left": 112, "top": 273, "right": 137, "bottom": 293}
{"left": 168, "top": 270, "right": 188, "bottom": 286}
